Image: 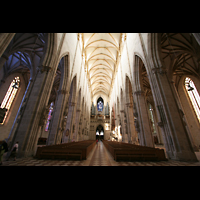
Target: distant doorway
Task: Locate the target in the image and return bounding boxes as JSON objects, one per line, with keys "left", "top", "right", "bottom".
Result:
{"left": 96, "top": 125, "right": 104, "bottom": 140}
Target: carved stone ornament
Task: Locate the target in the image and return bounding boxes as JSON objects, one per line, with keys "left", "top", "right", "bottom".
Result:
{"left": 61, "top": 118, "right": 67, "bottom": 130}
{"left": 39, "top": 105, "right": 49, "bottom": 126}
{"left": 65, "top": 129, "right": 70, "bottom": 136}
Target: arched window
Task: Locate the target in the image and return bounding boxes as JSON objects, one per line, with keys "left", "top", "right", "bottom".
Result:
{"left": 97, "top": 97, "right": 104, "bottom": 112}
{"left": 45, "top": 102, "right": 54, "bottom": 131}
{"left": 185, "top": 77, "right": 200, "bottom": 122}
{"left": 0, "top": 76, "right": 20, "bottom": 125}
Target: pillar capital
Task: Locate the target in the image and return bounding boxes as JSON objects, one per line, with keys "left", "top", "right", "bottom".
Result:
{"left": 57, "top": 89, "right": 68, "bottom": 95}
{"left": 1, "top": 54, "right": 9, "bottom": 60}
{"left": 134, "top": 90, "right": 145, "bottom": 96}
{"left": 152, "top": 67, "right": 167, "bottom": 75}
{"left": 71, "top": 102, "right": 76, "bottom": 107}
{"left": 37, "top": 65, "right": 51, "bottom": 73}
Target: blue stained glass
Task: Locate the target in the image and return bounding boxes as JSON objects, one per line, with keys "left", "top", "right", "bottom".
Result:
{"left": 97, "top": 101, "right": 103, "bottom": 112}
{"left": 45, "top": 102, "right": 54, "bottom": 131}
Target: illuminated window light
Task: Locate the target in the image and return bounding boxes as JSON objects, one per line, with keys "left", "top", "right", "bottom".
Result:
{"left": 0, "top": 77, "right": 20, "bottom": 124}
{"left": 45, "top": 102, "right": 54, "bottom": 131}
{"left": 185, "top": 77, "right": 200, "bottom": 123}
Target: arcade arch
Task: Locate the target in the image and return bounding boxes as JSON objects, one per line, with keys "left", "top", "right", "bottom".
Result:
{"left": 46, "top": 55, "right": 69, "bottom": 145}
{"left": 133, "top": 55, "right": 154, "bottom": 147}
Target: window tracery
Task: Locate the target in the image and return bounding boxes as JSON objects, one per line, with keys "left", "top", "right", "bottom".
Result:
{"left": 0, "top": 76, "right": 20, "bottom": 124}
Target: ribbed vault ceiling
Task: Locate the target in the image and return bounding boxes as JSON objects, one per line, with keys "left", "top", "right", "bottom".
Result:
{"left": 83, "top": 33, "right": 122, "bottom": 97}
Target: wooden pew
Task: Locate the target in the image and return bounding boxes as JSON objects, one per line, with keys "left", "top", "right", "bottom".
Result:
{"left": 103, "top": 140, "right": 167, "bottom": 161}
{"left": 35, "top": 140, "right": 96, "bottom": 160}
{"left": 37, "top": 137, "right": 47, "bottom": 145}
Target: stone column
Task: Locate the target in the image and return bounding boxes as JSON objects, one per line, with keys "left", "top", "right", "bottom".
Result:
{"left": 47, "top": 89, "right": 69, "bottom": 145}
{"left": 0, "top": 33, "right": 15, "bottom": 59}
{"left": 150, "top": 67, "right": 198, "bottom": 161}
{"left": 120, "top": 109, "right": 128, "bottom": 143}
{"left": 0, "top": 54, "right": 9, "bottom": 77}
{"left": 8, "top": 65, "right": 53, "bottom": 157}
{"left": 73, "top": 109, "right": 81, "bottom": 141}
{"left": 126, "top": 103, "right": 137, "bottom": 144}
{"left": 62, "top": 102, "right": 76, "bottom": 143}
{"left": 79, "top": 113, "right": 84, "bottom": 141}
{"left": 134, "top": 90, "right": 154, "bottom": 147}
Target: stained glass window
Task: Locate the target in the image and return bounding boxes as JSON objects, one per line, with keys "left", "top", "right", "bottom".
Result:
{"left": 97, "top": 97, "right": 104, "bottom": 112}
{"left": 185, "top": 77, "right": 200, "bottom": 123}
{"left": 0, "top": 77, "right": 20, "bottom": 125}
{"left": 45, "top": 102, "right": 54, "bottom": 131}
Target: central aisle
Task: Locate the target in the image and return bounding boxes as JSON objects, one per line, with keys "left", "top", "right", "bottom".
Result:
{"left": 88, "top": 141, "right": 112, "bottom": 166}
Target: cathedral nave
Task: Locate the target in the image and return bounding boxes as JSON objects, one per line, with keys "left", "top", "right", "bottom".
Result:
{"left": 1, "top": 33, "right": 200, "bottom": 165}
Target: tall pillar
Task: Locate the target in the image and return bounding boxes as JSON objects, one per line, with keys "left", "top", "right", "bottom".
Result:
{"left": 79, "top": 113, "right": 84, "bottom": 141}
{"left": 0, "top": 54, "right": 9, "bottom": 76}
{"left": 151, "top": 67, "right": 198, "bottom": 161}
{"left": 134, "top": 90, "right": 154, "bottom": 147}
{"left": 126, "top": 103, "right": 137, "bottom": 144}
{"left": 0, "top": 33, "right": 15, "bottom": 59}
{"left": 120, "top": 109, "right": 128, "bottom": 143}
{"left": 8, "top": 65, "right": 53, "bottom": 157}
{"left": 62, "top": 102, "right": 76, "bottom": 143}
{"left": 73, "top": 109, "right": 81, "bottom": 141}
{"left": 47, "top": 89, "right": 69, "bottom": 145}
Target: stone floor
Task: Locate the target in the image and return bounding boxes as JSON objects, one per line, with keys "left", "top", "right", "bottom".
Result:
{"left": 1, "top": 141, "right": 200, "bottom": 166}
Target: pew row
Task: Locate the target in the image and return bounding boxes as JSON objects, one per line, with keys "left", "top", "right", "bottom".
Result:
{"left": 103, "top": 140, "right": 167, "bottom": 162}
{"left": 35, "top": 140, "right": 96, "bottom": 160}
